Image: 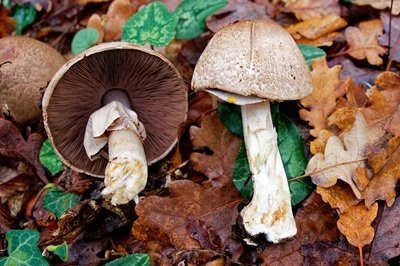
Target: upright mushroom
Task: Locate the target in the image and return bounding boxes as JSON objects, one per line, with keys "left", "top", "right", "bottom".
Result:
{"left": 0, "top": 37, "right": 65, "bottom": 124}
{"left": 192, "top": 20, "right": 313, "bottom": 243}
{"left": 43, "top": 42, "right": 187, "bottom": 205}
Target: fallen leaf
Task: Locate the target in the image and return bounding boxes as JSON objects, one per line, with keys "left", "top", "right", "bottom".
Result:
{"left": 104, "top": 0, "right": 136, "bottom": 41}
{"left": 14, "top": 0, "right": 52, "bottom": 12}
{"left": 379, "top": 12, "right": 400, "bottom": 63}
{"left": 0, "top": 119, "right": 46, "bottom": 183}
{"left": 0, "top": 6, "right": 16, "bottom": 38}
{"left": 316, "top": 182, "right": 361, "bottom": 213}
{"left": 362, "top": 135, "right": 400, "bottom": 207}
{"left": 190, "top": 112, "right": 242, "bottom": 186}
{"left": 295, "top": 32, "right": 344, "bottom": 47}
{"left": 337, "top": 202, "right": 378, "bottom": 251}
{"left": 74, "top": 0, "right": 110, "bottom": 6}
{"left": 283, "top": 0, "right": 341, "bottom": 20}
{"left": 260, "top": 192, "right": 339, "bottom": 265}
{"left": 206, "top": 0, "right": 270, "bottom": 33}
{"left": 0, "top": 203, "right": 14, "bottom": 233}
{"left": 345, "top": 19, "right": 387, "bottom": 65}
{"left": 351, "top": 0, "right": 400, "bottom": 15}
{"left": 132, "top": 180, "right": 243, "bottom": 257}
{"left": 368, "top": 196, "right": 400, "bottom": 264}
{"left": 306, "top": 112, "right": 384, "bottom": 198}
{"left": 299, "top": 57, "right": 345, "bottom": 137}
{"left": 286, "top": 15, "right": 347, "bottom": 41}
{"left": 339, "top": 58, "right": 380, "bottom": 86}
{"left": 310, "top": 129, "right": 334, "bottom": 155}
{"left": 187, "top": 91, "right": 213, "bottom": 121}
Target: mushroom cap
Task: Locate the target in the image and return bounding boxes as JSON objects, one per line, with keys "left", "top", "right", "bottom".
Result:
{"left": 192, "top": 20, "right": 313, "bottom": 101}
{"left": 43, "top": 42, "right": 187, "bottom": 177}
{"left": 0, "top": 36, "right": 65, "bottom": 124}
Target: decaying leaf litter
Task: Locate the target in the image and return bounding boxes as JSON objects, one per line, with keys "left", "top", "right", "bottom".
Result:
{"left": 0, "top": 0, "right": 400, "bottom": 265}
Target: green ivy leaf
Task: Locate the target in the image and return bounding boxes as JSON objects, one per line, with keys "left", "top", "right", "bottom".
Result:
{"left": 122, "top": 1, "right": 177, "bottom": 47}
{"left": 2, "top": 229, "right": 49, "bottom": 266}
{"left": 43, "top": 186, "right": 78, "bottom": 219}
{"left": 272, "top": 109, "right": 313, "bottom": 205}
{"left": 1, "top": 0, "right": 12, "bottom": 9}
{"left": 46, "top": 242, "right": 68, "bottom": 262}
{"left": 298, "top": 44, "right": 326, "bottom": 70}
{"left": 222, "top": 103, "right": 312, "bottom": 205}
{"left": 217, "top": 102, "right": 243, "bottom": 137}
{"left": 12, "top": 4, "right": 36, "bottom": 35}
{"left": 105, "top": 253, "right": 150, "bottom": 266}
{"left": 39, "top": 139, "right": 64, "bottom": 176}
{"left": 71, "top": 28, "right": 99, "bottom": 55}
{"left": 233, "top": 143, "right": 252, "bottom": 198}
{"left": 174, "top": 0, "right": 228, "bottom": 39}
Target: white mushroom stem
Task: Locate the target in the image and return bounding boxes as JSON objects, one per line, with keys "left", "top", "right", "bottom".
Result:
{"left": 84, "top": 99, "right": 147, "bottom": 205}
{"left": 240, "top": 101, "right": 296, "bottom": 243}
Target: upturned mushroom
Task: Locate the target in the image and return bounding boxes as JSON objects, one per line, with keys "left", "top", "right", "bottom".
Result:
{"left": 192, "top": 20, "right": 313, "bottom": 243}
{"left": 0, "top": 36, "right": 65, "bottom": 124}
{"left": 43, "top": 42, "right": 187, "bottom": 205}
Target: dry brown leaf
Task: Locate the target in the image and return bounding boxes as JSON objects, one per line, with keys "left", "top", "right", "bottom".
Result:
{"left": 345, "top": 19, "right": 387, "bottom": 65}
{"left": 351, "top": 0, "right": 400, "bottom": 15}
{"left": 190, "top": 112, "right": 242, "bottom": 186}
{"left": 361, "top": 72, "right": 400, "bottom": 135}
{"left": 0, "top": 6, "right": 15, "bottom": 38}
{"left": 316, "top": 182, "right": 361, "bottom": 214}
{"left": 306, "top": 112, "right": 384, "bottom": 198}
{"left": 339, "top": 58, "right": 380, "bottom": 85}
{"left": 362, "top": 135, "right": 400, "bottom": 207}
{"left": 337, "top": 202, "right": 378, "bottom": 250}
{"left": 299, "top": 57, "right": 345, "bottom": 137}
{"left": 310, "top": 129, "right": 334, "bottom": 155}
{"left": 283, "top": 0, "right": 341, "bottom": 20}
{"left": 295, "top": 32, "right": 344, "bottom": 47}
{"left": 260, "top": 192, "right": 339, "bottom": 265}
{"left": 132, "top": 180, "right": 243, "bottom": 255}
{"left": 286, "top": 15, "right": 347, "bottom": 41}
{"left": 74, "top": 0, "right": 109, "bottom": 6}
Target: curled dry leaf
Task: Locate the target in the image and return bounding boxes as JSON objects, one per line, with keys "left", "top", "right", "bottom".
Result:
{"left": 306, "top": 112, "right": 384, "bottom": 198}
{"left": 286, "top": 15, "right": 347, "bottom": 42}
{"left": 310, "top": 129, "right": 333, "bottom": 155}
{"left": 316, "top": 182, "right": 361, "bottom": 214}
{"left": 283, "top": 0, "right": 341, "bottom": 21}
{"left": 337, "top": 202, "right": 378, "bottom": 250}
{"left": 190, "top": 112, "right": 242, "bottom": 186}
{"left": 351, "top": 0, "right": 400, "bottom": 15}
{"left": 345, "top": 19, "right": 387, "bottom": 66}
{"left": 299, "top": 57, "right": 345, "bottom": 137}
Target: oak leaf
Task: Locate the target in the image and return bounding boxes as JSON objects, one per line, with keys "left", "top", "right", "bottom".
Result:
{"left": 339, "top": 58, "right": 380, "bottom": 85}
{"left": 345, "top": 19, "right": 387, "bottom": 65}
{"left": 316, "top": 182, "right": 361, "bottom": 214}
{"left": 283, "top": 0, "right": 341, "bottom": 20}
{"left": 190, "top": 112, "right": 242, "bottom": 186}
{"left": 337, "top": 202, "right": 378, "bottom": 250}
{"left": 260, "top": 192, "right": 339, "bottom": 265}
{"left": 306, "top": 112, "right": 384, "bottom": 198}
{"left": 351, "top": 0, "right": 400, "bottom": 15}
{"left": 286, "top": 15, "right": 347, "bottom": 41}
{"left": 362, "top": 135, "right": 400, "bottom": 207}
{"left": 132, "top": 180, "right": 243, "bottom": 255}
{"left": 299, "top": 57, "right": 345, "bottom": 137}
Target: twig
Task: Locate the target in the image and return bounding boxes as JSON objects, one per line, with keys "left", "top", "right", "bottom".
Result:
{"left": 386, "top": 0, "right": 396, "bottom": 71}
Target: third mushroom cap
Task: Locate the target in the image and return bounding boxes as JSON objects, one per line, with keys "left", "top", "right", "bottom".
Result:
{"left": 192, "top": 20, "right": 313, "bottom": 243}
{"left": 43, "top": 42, "right": 187, "bottom": 205}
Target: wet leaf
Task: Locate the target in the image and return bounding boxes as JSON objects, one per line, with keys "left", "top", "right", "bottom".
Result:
{"left": 337, "top": 202, "right": 378, "bottom": 249}
{"left": 345, "top": 19, "right": 387, "bottom": 65}
{"left": 298, "top": 44, "right": 326, "bottom": 69}
{"left": 190, "top": 112, "right": 242, "bottom": 186}
{"left": 105, "top": 253, "right": 150, "bottom": 266}
{"left": 232, "top": 143, "right": 252, "bottom": 198}
{"left": 12, "top": 3, "right": 36, "bottom": 35}
{"left": 174, "top": 0, "right": 228, "bottom": 39}
{"left": 46, "top": 242, "right": 68, "bottom": 262}
{"left": 299, "top": 57, "right": 345, "bottom": 137}
{"left": 39, "top": 139, "right": 64, "bottom": 176}
{"left": 43, "top": 186, "right": 79, "bottom": 219}
{"left": 71, "top": 28, "right": 99, "bottom": 55}
{"left": 122, "top": 1, "right": 177, "bottom": 47}
{"left": 2, "top": 229, "right": 49, "bottom": 266}
{"left": 217, "top": 102, "right": 243, "bottom": 137}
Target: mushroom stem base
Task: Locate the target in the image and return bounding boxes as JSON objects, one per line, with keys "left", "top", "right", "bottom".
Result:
{"left": 102, "top": 128, "right": 147, "bottom": 205}
{"left": 240, "top": 101, "right": 296, "bottom": 243}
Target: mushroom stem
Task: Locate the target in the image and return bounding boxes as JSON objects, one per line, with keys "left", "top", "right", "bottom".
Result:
{"left": 103, "top": 127, "right": 147, "bottom": 205}
{"left": 240, "top": 101, "right": 296, "bottom": 243}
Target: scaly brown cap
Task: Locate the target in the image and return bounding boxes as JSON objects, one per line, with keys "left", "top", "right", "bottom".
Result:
{"left": 43, "top": 42, "right": 187, "bottom": 177}
{"left": 192, "top": 20, "right": 313, "bottom": 101}
{"left": 0, "top": 37, "right": 65, "bottom": 124}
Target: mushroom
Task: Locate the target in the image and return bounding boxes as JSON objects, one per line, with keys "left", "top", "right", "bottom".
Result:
{"left": 0, "top": 36, "right": 65, "bottom": 124}
{"left": 43, "top": 42, "right": 187, "bottom": 205}
{"left": 191, "top": 20, "right": 313, "bottom": 243}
